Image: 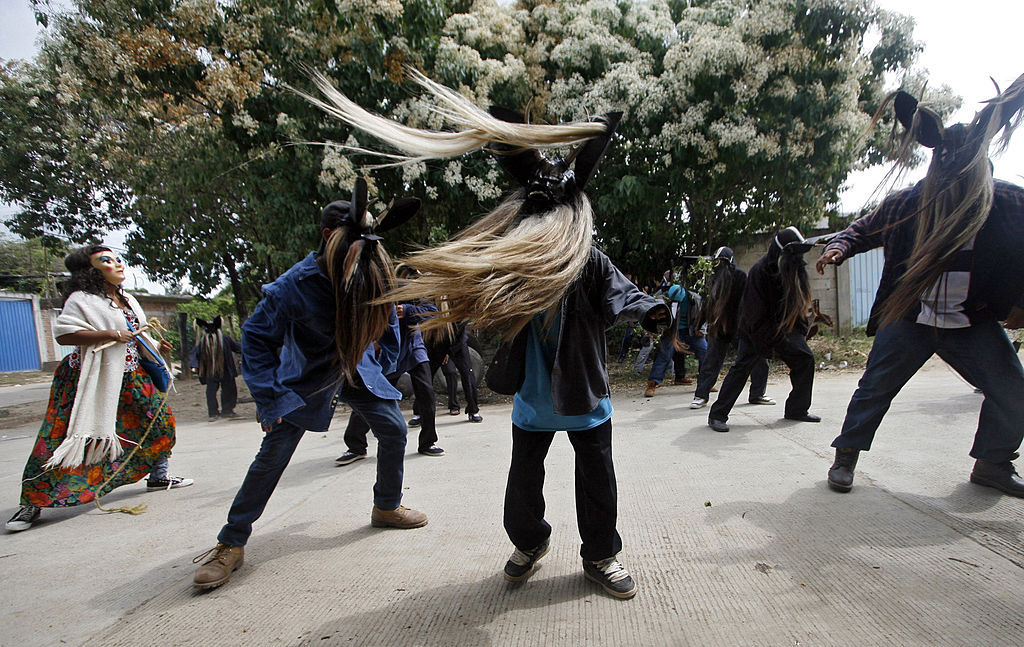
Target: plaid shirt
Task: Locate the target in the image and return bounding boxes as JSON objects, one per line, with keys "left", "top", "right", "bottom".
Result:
{"left": 824, "top": 179, "right": 1024, "bottom": 333}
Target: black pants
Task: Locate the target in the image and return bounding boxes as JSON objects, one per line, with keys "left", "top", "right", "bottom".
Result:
{"left": 694, "top": 334, "right": 768, "bottom": 401}
{"left": 205, "top": 376, "right": 238, "bottom": 417}
{"left": 503, "top": 421, "right": 621, "bottom": 562}
{"left": 345, "top": 362, "right": 438, "bottom": 452}
{"left": 709, "top": 332, "right": 814, "bottom": 423}
{"left": 428, "top": 336, "right": 479, "bottom": 415}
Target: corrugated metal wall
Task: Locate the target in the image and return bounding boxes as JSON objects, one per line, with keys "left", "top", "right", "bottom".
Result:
{"left": 848, "top": 248, "right": 885, "bottom": 328}
{"left": 0, "top": 299, "right": 41, "bottom": 371}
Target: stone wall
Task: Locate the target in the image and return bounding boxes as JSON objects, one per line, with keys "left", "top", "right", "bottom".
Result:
{"left": 729, "top": 230, "right": 852, "bottom": 335}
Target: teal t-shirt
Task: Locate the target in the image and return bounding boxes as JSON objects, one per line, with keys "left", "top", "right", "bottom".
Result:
{"left": 511, "top": 310, "right": 613, "bottom": 432}
{"left": 676, "top": 291, "right": 689, "bottom": 330}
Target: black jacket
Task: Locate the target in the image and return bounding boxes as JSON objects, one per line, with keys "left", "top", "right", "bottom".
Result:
{"left": 823, "top": 180, "right": 1024, "bottom": 335}
{"left": 487, "top": 247, "right": 668, "bottom": 415}
{"left": 738, "top": 254, "right": 809, "bottom": 356}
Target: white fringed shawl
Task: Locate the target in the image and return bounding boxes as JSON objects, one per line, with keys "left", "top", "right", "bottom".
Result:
{"left": 45, "top": 291, "right": 162, "bottom": 470}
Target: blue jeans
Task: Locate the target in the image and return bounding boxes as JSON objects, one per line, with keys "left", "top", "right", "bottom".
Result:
{"left": 218, "top": 384, "right": 407, "bottom": 546}
{"left": 648, "top": 332, "right": 708, "bottom": 384}
{"left": 832, "top": 319, "right": 1024, "bottom": 463}
{"left": 149, "top": 457, "right": 169, "bottom": 480}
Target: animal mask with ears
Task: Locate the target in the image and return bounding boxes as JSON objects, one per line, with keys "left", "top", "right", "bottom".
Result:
{"left": 320, "top": 177, "right": 420, "bottom": 380}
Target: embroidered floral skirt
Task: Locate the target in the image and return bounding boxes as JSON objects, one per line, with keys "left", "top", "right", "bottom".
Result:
{"left": 18, "top": 356, "right": 176, "bottom": 508}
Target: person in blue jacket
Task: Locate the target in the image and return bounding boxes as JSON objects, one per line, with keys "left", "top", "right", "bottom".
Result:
{"left": 335, "top": 296, "right": 445, "bottom": 463}
{"left": 192, "top": 181, "right": 427, "bottom": 590}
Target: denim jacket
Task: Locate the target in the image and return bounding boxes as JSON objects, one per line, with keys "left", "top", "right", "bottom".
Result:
{"left": 393, "top": 300, "right": 438, "bottom": 375}
{"left": 241, "top": 252, "right": 401, "bottom": 431}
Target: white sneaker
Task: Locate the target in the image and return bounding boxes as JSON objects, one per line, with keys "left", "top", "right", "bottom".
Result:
{"left": 690, "top": 397, "right": 707, "bottom": 409}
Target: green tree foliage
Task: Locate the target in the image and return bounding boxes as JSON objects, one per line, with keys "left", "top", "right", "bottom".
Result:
{"left": 3, "top": 0, "right": 467, "bottom": 316}
{"left": 0, "top": 234, "right": 68, "bottom": 295}
{"left": 0, "top": 59, "right": 133, "bottom": 248}
{"left": 411, "top": 0, "right": 957, "bottom": 282}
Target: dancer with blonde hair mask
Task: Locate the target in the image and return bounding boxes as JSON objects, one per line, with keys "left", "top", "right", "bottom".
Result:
{"left": 303, "top": 72, "right": 670, "bottom": 598}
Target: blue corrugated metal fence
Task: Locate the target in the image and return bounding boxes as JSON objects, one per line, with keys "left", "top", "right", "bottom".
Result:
{"left": 0, "top": 299, "right": 41, "bottom": 371}
{"left": 848, "top": 248, "right": 885, "bottom": 328}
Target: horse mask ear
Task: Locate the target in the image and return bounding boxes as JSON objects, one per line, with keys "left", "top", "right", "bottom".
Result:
{"left": 572, "top": 111, "right": 623, "bottom": 189}
{"left": 894, "top": 89, "right": 943, "bottom": 149}
{"left": 375, "top": 197, "right": 421, "bottom": 233}
{"left": 914, "top": 107, "right": 944, "bottom": 149}
{"left": 487, "top": 106, "right": 546, "bottom": 188}
{"left": 351, "top": 177, "right": 369, "bottom": 229}
{"left": 894, "top": 91, "right": 918, "bottom": 131}
{"left": 213, "top": 315, "right": 222, "bottom": 330}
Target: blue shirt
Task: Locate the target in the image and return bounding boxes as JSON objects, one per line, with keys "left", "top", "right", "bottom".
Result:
{"left": 241, "top": 252, "right": 401, "bottom": 431}
{"left": 512, "top": 310, "right": 612, "bottom": 431}
{"left": 393, "top": 301, "right": 437, "bottom": 375}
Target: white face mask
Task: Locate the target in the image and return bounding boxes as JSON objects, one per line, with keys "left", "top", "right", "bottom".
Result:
{"left": 89, "top": 251, "right": 127, "bottom": 286}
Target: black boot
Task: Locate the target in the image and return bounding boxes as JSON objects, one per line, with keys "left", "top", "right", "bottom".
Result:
{"left": 827, "top": 448, "right": 859, "bottom": 493}
{"left": 970, "top": 453, "right": 1024, "bottom": 497}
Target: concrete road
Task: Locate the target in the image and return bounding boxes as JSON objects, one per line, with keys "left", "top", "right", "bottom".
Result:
{"left": 0, "top": 382, "right": 52, "bottom": 408}
{"left": 1, "top": 359, "right": 1021, "bottom": 646}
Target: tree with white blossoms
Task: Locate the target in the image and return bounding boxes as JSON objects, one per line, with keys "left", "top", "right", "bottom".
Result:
{"left": 410, "top": 0, "right": 956, "bottom": 281}
{"left": 1, "top": 0, "right": 957, "bottom": 302}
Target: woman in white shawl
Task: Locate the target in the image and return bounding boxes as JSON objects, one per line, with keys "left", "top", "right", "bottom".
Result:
{"left": 5, "top": 245, "right": 191, "bottom": 532}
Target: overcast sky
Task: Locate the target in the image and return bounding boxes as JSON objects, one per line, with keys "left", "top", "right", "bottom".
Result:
{"left": 1, "top": 0, "right": 1021, "bottom": 292}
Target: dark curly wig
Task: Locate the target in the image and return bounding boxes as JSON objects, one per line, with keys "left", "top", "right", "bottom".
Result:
{"left": 61, "top": 245, "right": 127, "bottom": 308}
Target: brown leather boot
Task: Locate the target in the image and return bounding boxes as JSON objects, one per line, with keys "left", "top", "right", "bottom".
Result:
{"left": 371, "top": 505, "right": 428, "bottom": 529}
{"left": 644, "top": 381, "right": 658, "bottom": 397}
{"left": 193, "top": 543, "right": 244, "bottom": 590}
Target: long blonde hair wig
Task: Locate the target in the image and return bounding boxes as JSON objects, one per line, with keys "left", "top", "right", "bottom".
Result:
{"left": 298, "top": 70, "right": 617, "bottom": 338}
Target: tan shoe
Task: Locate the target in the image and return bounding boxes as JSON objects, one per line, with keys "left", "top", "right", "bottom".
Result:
{"left": 192, "top": 543, "right": 244, "bottom": 590}
{"left": 643, "top": 381, "right": 658, "bottom": 397}
{"left": 371, "top": 505, "right": 428, "bottom": 529}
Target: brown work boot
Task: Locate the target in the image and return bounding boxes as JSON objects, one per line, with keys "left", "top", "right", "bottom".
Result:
{"left": 192, "top": 543, "right": 244, "bottom": 590}
{"left": 643, "top": 381, "right": 658, "bottom": 397}
{"left": 371, "top": 505, "right": 428, "bottom": 529}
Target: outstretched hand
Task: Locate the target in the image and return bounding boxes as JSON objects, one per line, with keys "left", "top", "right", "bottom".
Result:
{"left": 816, "top": 249, "right": 843, "bottom": 275}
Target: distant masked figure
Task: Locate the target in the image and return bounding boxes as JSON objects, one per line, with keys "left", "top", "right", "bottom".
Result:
{"left": 706, "top": 227, "right": 818, "bottom": 432}
{"left": 190, "top": 316, "right": 241, "bottom": 421}
{"left": 690, "top": 246, "right": 772, "bottom": 410}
